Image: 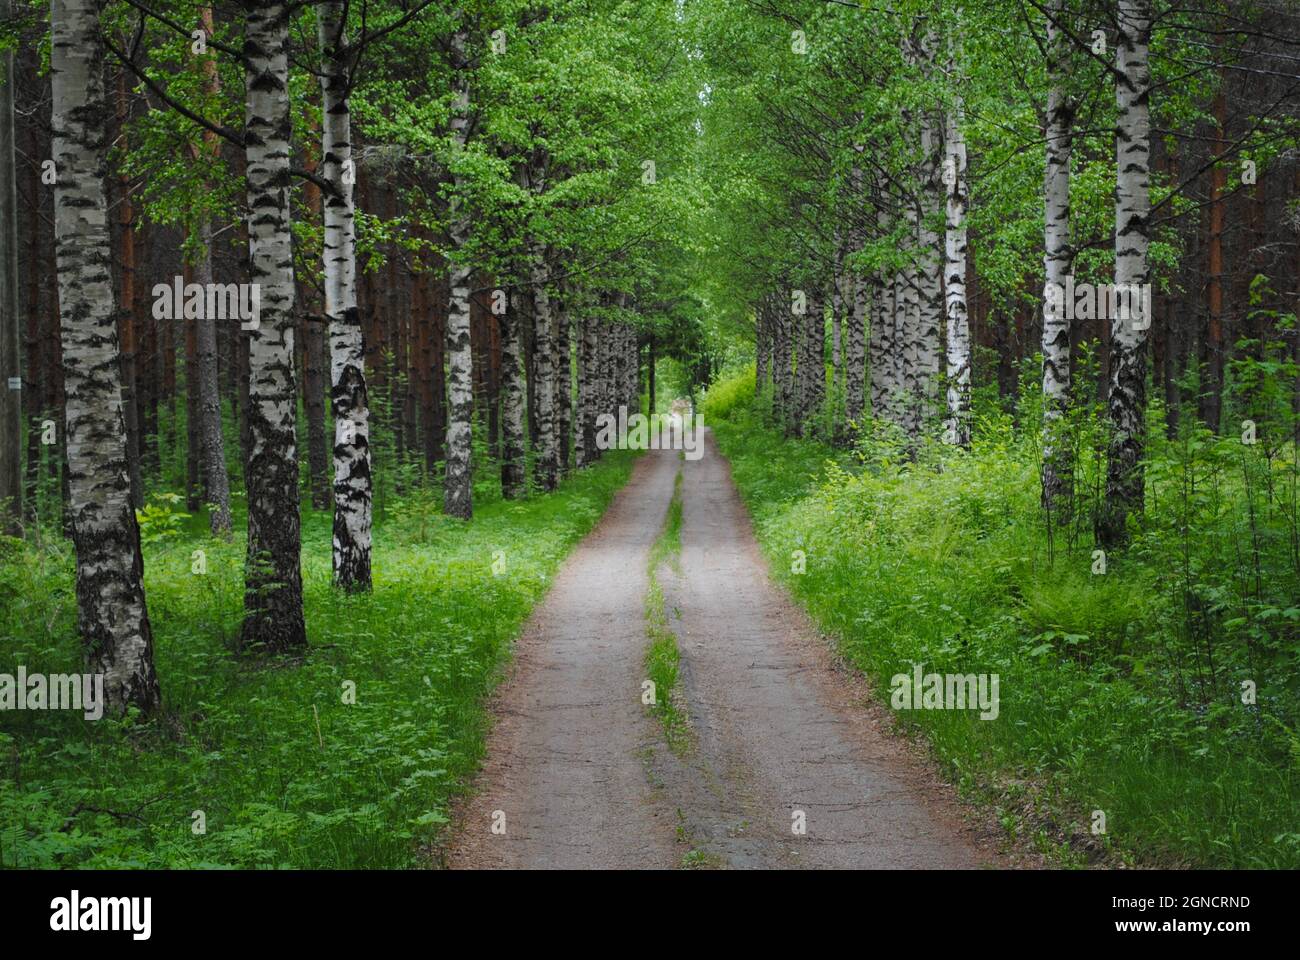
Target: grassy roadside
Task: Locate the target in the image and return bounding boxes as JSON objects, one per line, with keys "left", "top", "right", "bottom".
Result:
{"left": 0, "top": 452, "right": 637, "bottom": 868}
{"left": 644, "top": 465, "right": 688, "bottom": 748}
{"left": 703, "top": 374, "right": 1300, "bottom": 869}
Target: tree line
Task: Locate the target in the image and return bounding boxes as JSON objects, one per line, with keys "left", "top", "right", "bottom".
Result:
{"left": 0, "top": 0, "right": 706, "bottom": 714}
{"left": 696, "top": 0, "right": 1299, "bottom": 542}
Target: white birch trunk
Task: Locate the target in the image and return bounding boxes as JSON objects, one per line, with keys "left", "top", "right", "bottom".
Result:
{"left": 1099, "top": 0, "right": 1153, "bottom": 547}
{"left": 51, "top": 0, "right": 161, "bottom": 711}
{"left": 531, "top": 244, "right": 557, "bottom": 491}
{"left": 240, "top": 0, "right": 305, "bottom": 650}
{"left": 576, "top": 304, "right": 598, "bottom": 467}
{"left": 801, "top": 285, "right": 824, "bottom": 437}
{"left": 869, "top": 274, "right": 892, "bottom": 421}
{"left": 916, "top": 112, "right": 944, "bottom": 441}
{"left": 444, "top": 27, "right": 474, "bottom": 519}
{"left": 943, "top": 86, "right": 971, "bottom": 447}
{"left": 500, "top": 287, "right": 527, "bottom": 494}
{"left": 318, "top": 0, "right": 371, "bottom": 586}
{"left": 847, "top": 271, "right": 867, "bottom": 424}
{"left": 1041, "top": 0, "right": 1074, "bottom": 516}
{"left": 774, "top": 300, "right": 792, "bottom": 425}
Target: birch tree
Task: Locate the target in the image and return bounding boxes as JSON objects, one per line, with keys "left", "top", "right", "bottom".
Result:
{"left": 576, "top": 300, "right": 599, "bottom": 467}
{"left": 774, "top": 300, "right": 792, "bottom": 422}
{"left": 902, "top": 26, "right": 944, "bottom": 443}
{"left": 800, "top": 284, "right": 825, "bottom": 436}
{"left": 50, "top": 0, "right": 161, "bottom": 710}
{"left": 844, "top": 173, "right": 868, "bottom": 425}
{"left": 942, "top": 59, "right": 971, "bottom": 448}
{"left": 500, "top": 286, "right": 527, "bottom": 496}
{"left": 240, "top": 0, "right": 305, "bottom": 650}
{"left": 530, "top": 238, "right": 558, "bottom": 492}
{"left": 870, "top": 195, "right": 897, "bottom": 422}
{"left": 1097, "top": 0, "right": 1153, "bottom": 548}
{"left": 444, "top": 24, "right": 474, "bottom": 520}
{"left": 318, "top": 0, "right": 372, "bottom": 588}
{"left": 1040, "top": 0, "right": 1075, "bottom": 517}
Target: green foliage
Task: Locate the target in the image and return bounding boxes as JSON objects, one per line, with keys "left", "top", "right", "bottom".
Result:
{"left": 708, "top": 373, "right": 1300, "bottom": 868}
{"left": 0, "top": 453, "right": 636, "bottom": 868}
{"left": 699, "top": 363, "right": 755, "bottom": 423}
{"left": 135, "top": 492, "right": 192, "bottom": 547}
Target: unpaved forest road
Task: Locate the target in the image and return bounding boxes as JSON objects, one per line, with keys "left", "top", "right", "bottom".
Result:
{"left": 444, "top": 435, "right": 1006, "bottom": 869}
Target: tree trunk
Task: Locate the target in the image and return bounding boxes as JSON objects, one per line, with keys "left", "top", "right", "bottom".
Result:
{"left": 531, "top": 244, "right": 557, "bottom": 491}
{"left": 500, "top": 286, "right": 527, "bottom": 496}
{"left": 647, "top": 335, "right": 656, "bottom": 413}
{"left": 443, "top": 27, "right": 474, "bottom": 519}
{"left": 303, "top": 312, "right": 328, "bottom": 510}
{"left": 184, "top": 293, "right": 200, "bottom": 511}
{"left": 775, "top": 296, "right": 792, "bottom": 425}
{"left": 318, "top": 0, "right": 373, "bottom": 582}
{"left": 916, "top": 134, "right": 944, "bottom": 440}
{"left": 0, "top": 0, "right": 20, "bottom": 532}
{"left": 430, "top": 272, "right": 447, "bottom": 469}
{"left": 189, "top": 4, "right": 231, "bottom": 536}
{"left": 298, "top": 106, "right": 329, "bottom": 513}
{"left": 240, "top": 0, "right": 306, "bottom": 648}
{"left": 1097, "top": 0, "right": 1153, "bottom": 549}
{"left": 846, "top": 271, "right": 867, "bottom": 426}
{"left": 51, "top": 0, "right": 161, "bottom": 712}
{"left": 114, "top": 69, "right": 143, "bottom": 509}
{"left": 555, "top": 300, "right": 571, "bottom": 474}
{"left": 1041, "top": 1, "right": 1074, "bottom": 518}
{"left": 831, "top": 251, "right": 844, "bottom": 430}
{"left": 1200, "top": 85, "right": 1227, "bottom": 432}
{"left": 869, "top": 193, "right": 896, "bottom": 424}
{"left": 192, "top": 221, "right": 232, "bottom": 535}
{"left": 904, "top": 29, "right": 943, "bottom": 443}
{"left": 21, "top": 106, "right": 42, "bottom": 524}
{"left": 943, "top": 86, "right": 972, "bottom": 448}
{"left": 869, "top": 273, "right": 892, "bottom": 421}
{"left": 800, "top": 285, "right": 824, "bottom": 436}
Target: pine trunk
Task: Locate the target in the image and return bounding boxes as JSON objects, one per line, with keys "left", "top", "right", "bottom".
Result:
{"left": 193, "top": 222, "right": 232, "bottom": 535}
{"left": 0, "top": 0, "right": 20, "bottom": 532}
{"left": 1200, "top": 85, "right": 1227, "bottom": 432}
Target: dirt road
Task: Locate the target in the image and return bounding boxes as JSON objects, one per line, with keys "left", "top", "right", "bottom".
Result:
{"left": 446, "top": 437, "right": 1004, "bottom": 869}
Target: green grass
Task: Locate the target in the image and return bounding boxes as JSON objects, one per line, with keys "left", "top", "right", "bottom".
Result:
{"left": 644, "top": 468, "right": 687, "bottom": 747}
{"left": 0, "top": 451, "right": 637, "bottom": 869}
{"left": 704, "top": 370, "right": 1300, "bottom": 869}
